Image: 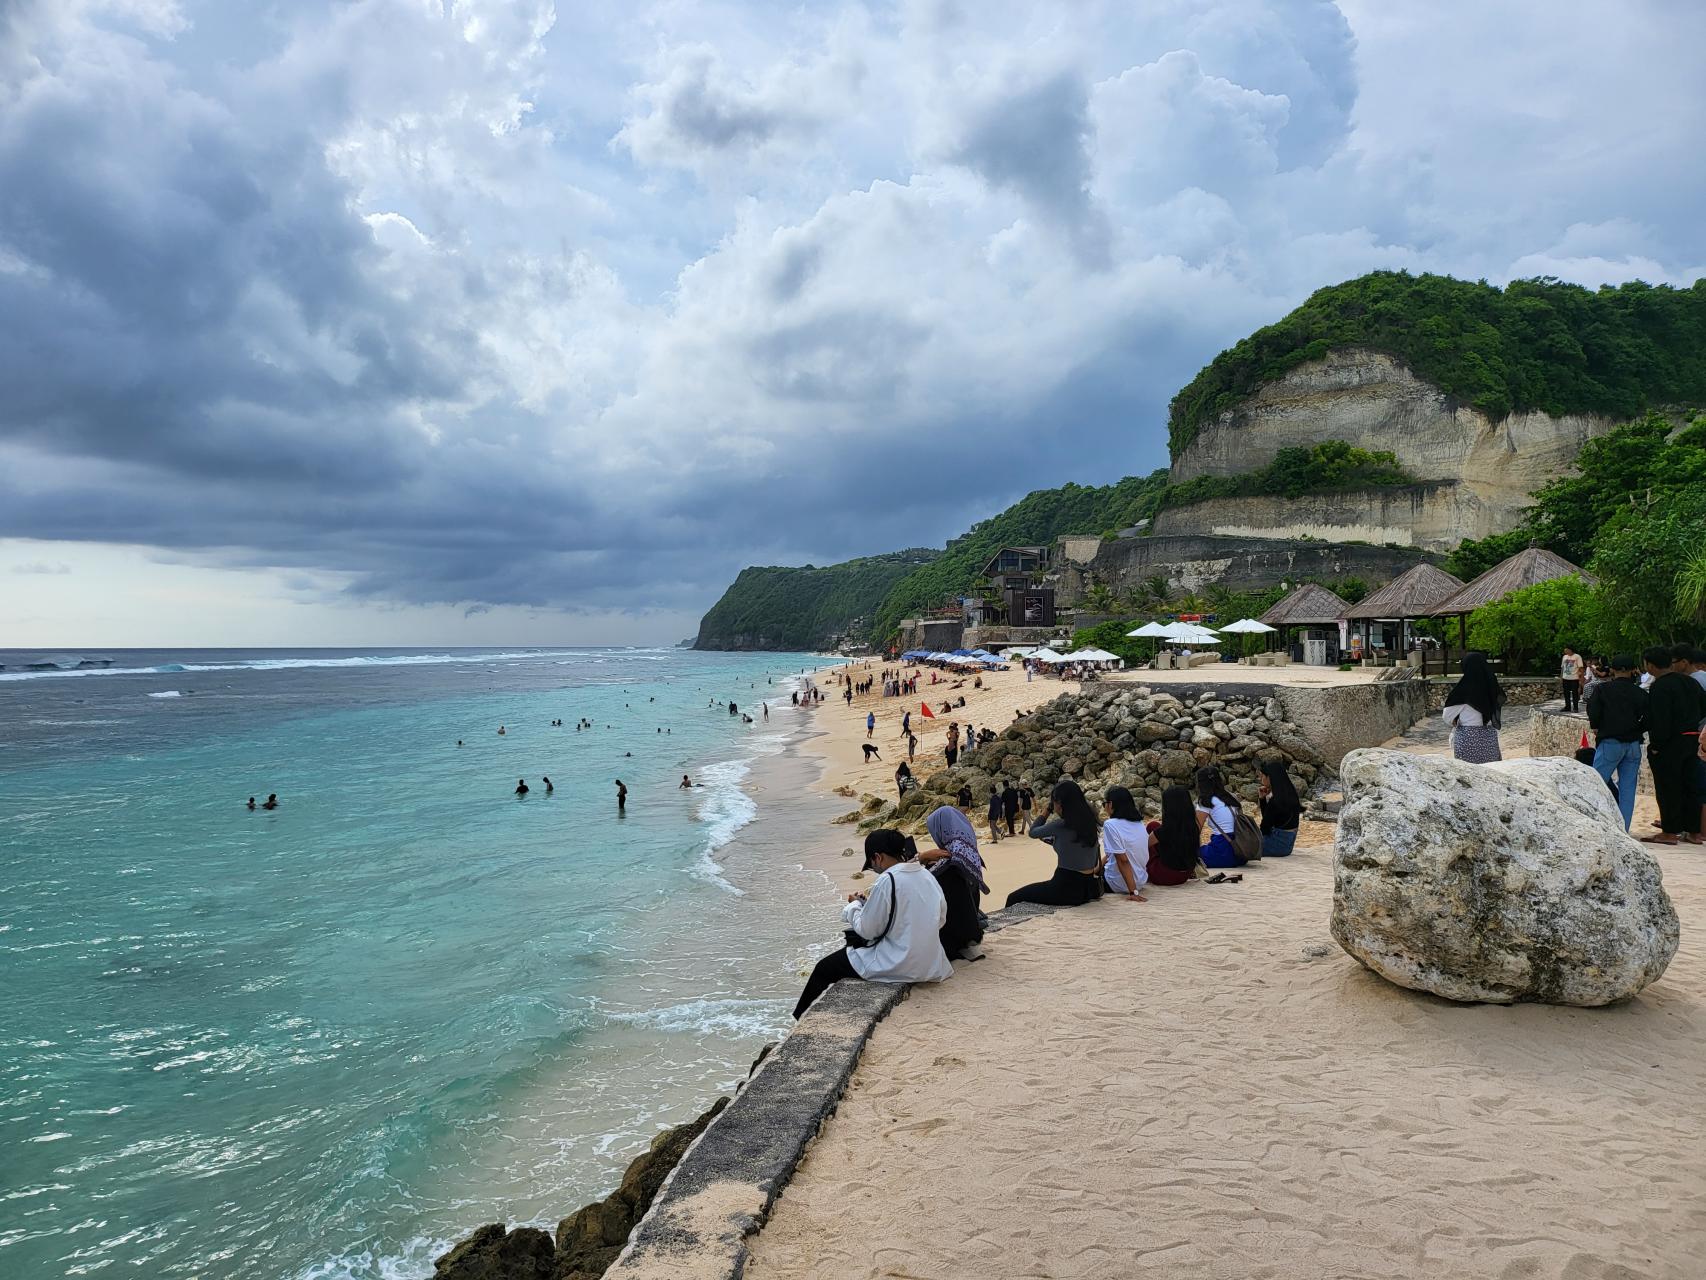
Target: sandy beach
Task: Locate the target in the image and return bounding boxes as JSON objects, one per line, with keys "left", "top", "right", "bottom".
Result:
{"left": 758, "top": 661, "right": 1706, "bottom": 1279}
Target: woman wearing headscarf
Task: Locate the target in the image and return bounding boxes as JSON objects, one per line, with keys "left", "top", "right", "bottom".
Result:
{"left": 1443, "top": 650, "right": 1505, "bottom": 763}
{"left": 1256, "top": 759, "right": 1302, "bottom": 857}
{"left": 918, "top": 805, "right": 989, "bottom": 959}
{"left": 1006, "top": 779, "right": 1105, "bottom": 908}
{"left": 793, "top": 829, "right": 952, "bottom": 1019}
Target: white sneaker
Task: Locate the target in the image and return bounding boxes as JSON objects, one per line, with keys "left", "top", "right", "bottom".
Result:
{"left": 959, "top": 943, "right": 984, "bottom": 961}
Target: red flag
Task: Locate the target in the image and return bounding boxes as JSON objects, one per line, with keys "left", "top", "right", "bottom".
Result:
{"left": 1579, "top": 731, "right": 1591, "bottom": 750}
{"left": 920, "top": 702, "right": 935, "bottom": 719}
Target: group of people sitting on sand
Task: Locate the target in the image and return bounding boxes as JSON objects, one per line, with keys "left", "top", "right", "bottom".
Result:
{"left": 793, "top": 759, "right": 1303, "bottom": 1018}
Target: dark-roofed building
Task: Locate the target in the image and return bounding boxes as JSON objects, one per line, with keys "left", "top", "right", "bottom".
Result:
{"left": 1340, "top": 563, "right": 1466, "bottom": 659}
{"left": 1429, "top": 547, "right": 1595, "bottom": 648}
{"left": 1260, "top": 583, "right": 1353, "bottom": 665}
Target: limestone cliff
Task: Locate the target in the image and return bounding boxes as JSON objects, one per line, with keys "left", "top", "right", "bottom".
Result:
{"left": 1168, "top": 349, "right": 1616, "bottom": 541}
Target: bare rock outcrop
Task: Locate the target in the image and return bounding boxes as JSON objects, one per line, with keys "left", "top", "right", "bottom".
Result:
{"left": 1330, "top": 749, "right": 1679, "bottom": 1006}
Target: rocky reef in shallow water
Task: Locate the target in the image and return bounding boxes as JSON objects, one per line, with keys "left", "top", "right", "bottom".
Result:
{"left": 1331, "top": 750, "right": 1680, "bottom": 1006}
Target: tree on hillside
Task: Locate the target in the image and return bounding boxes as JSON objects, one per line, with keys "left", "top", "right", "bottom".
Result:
{"left": 1466, "top": 577, "right": 1601, "bottom": 674}
{"left": 1588, "top": 486, "right": 1706, "bottom": 649}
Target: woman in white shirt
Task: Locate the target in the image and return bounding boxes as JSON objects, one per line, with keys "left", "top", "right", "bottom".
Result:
{"left": 793, "top": 829, "right": 953, "bottom": 1019}
{"left": 1195, "top": 766, "right": 1242, "bottom": 868}
{"left": 1100, "top": 786, "right": 1149, "bottom": 900}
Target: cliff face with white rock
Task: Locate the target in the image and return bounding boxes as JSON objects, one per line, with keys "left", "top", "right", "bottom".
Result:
{"left": 1162, "top": 349, "right": 1618, "bottom": 547}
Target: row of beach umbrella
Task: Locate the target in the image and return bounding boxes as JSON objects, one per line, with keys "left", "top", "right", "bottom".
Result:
{"left": 1127, "top": 618, "right": 1277, "bottom": 646}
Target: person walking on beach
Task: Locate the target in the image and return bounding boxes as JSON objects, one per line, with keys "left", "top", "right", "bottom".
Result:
{"left": 866, "top": 711, "right": 875, "bottom": 738}
{"left": 1443, "top": 651, "right": 1504, "bottom": 762}
{"left": 1018, "top": 781, "right": 1034, "bottom": 832}
{"left": 1560, "top": 644, "right": 1584, "bottom": 712}
{"left": 901, "top": 710, "right": 911, "bottom": 740}
{"left": 844, "top": 685, "right": 853, "bottom": 707}
{"left": 1642, "top": 645, "right": 1705, "bottom": 844}
{"left": 1001, "top": 780, "right": 1020, "bottom": 836}
{"left": 984, "top": 787, "right": 1004, "bottom": 843}
{"left": 906, "top": 732, "right": 917, "bottom": 760}
{"left": 615, "top": 779, "right": 627, "bottom": 813}
{"left": 1587, "top": 654, "right": 1646, "bottom": 831}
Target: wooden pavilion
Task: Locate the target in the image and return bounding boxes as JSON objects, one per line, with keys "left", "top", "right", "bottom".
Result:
{"left": 1429, "top": 547, "right": 1595, "bottom": 648}
{"left": 1259, "top": 584, "right": 1352, "bottom": 664}
{"left": 1339, "top": 563, "right": 1466, "bottom": 661}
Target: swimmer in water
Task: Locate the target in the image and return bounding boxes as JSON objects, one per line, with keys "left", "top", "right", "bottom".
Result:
{"left": 246, "top": 796, "right": 256, "bottom": 810}
{"left": 616, "top": 779, "right": 627, "bottom": 812}
{"left": 680, "top": 775, "right": 693, "bottom": 788}
{"left": 498, "top": 725, "right": 506, "bottom": 735}
{"left": 457, "top": 740, "right": 463, "bottom": 747}
{"left": 543, "top": 776, "right": 554, "bottom": 793}
{"left": 515, "top": 778, "right": 529, "bottom": 796}
{"left": 262, "top": 794, "right": 278, "bottom": 810}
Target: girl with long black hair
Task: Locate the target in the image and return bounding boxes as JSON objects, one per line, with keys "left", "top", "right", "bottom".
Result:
{"left": 1147, "top": 785, "right": 1200, "bottom": 885}
{"left": 1100, "top": 786, "right": 1149, "bottom": 900}
{"left": 1006, "top": 778, "right": 1105, "bottom": 908}
{"left": 1443, "top": 650, "right": 1505, "bottom": 763}
{"left": 1195, "top": 766, "right": 1243, "bottom": 869}
{"left": 1257, "top": 759, "right": 1302, "bottom": 857}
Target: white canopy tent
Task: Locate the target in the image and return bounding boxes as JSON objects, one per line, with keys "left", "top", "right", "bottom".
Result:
{"left": 1066, "top": 647, "right": 1123, "bottom": 665}
{"left": 1029, "top": 647, "right": 1068, "bottom": 664}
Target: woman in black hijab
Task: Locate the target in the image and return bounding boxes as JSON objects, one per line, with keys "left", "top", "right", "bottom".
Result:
{"left": 1443, "top": 650, "right": 1505, "bottom": 763}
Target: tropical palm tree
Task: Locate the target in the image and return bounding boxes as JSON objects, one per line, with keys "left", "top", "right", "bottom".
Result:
{"left": 1083, "top": 582, "right": 1120, "bottom": 613}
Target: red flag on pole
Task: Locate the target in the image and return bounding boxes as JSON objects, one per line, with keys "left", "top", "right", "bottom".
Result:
{"left": 920, "top": 702, "right": 935, "bottom": 719}
{"left": 1579, "top": 730, "right": 1590, "bottom": 750}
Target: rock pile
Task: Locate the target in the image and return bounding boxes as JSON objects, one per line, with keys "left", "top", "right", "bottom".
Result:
{"left": 1331, "top": 749, "right": 1680, "bottom": 1006}
{"left": 876, "top": 685, "right": 1323, "bottom": 831}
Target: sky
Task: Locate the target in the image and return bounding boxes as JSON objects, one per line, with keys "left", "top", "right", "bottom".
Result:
{"left": 3, "top": 0, "right": 1703, "bottom": 647}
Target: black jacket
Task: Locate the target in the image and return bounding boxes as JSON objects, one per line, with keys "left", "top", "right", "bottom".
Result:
{"left": 1645, "top": 672, "right": 1706, "bottom": 754}
{"left": 1586, "top": 676, "right": 1647, "bottom": 744}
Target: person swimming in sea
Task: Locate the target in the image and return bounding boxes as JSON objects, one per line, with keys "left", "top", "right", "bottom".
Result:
{"left": 262, "top": 793, "right": 278, "bottom": 810}
{"left": 457, "top": 740, "right": 463, "bottom": 747}
{"left": 543, "top": 776, "right": 553, "bottom": 793}
{"left": 515, "top": 778, "right": 529, "bottom": 796}
{"left": 615, "top": 779, "right": 627, "bottom": 812}
{"left": 497, "top": 725, "right": 506, "bottom": 735}
{"left": 681, "top": 775, "right": 694, "bottom": 788}
{"left": 246, "top": 796, "right": 256, "bottom": 810}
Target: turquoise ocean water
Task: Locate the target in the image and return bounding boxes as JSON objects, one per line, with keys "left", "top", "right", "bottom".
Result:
{"left": 0, "top": 647, "right": 844, "bottom": 1279}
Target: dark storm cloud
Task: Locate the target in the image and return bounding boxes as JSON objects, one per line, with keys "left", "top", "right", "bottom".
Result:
{"left": 1, "top": 0, "right": 1701, "bottom": 632}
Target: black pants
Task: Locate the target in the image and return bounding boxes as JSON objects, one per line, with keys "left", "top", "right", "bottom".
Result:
{"left": 1004, "top": 807, "right": 1018, "bottom": 835}
{"left": 1561, "top": 679, "right": 1580, "bottom": 712}
{"left": 794, "top": 947, "right": 859, "bottom": 1019}
{"left": 1650, "top": 747, "right": 1702, "bottom": 835}
{"left": 938, "top": 867, "right": 985, "bottom": 957}
{"left": 1006, "top": 866, "right": 1100, "bottom": 909}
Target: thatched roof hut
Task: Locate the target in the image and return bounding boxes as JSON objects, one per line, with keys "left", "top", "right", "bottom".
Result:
{"left": 1340, "top": 563, "right": 1466, "bottom": 620}
{"left": 1430, "top": 547, "right": 1595, "bottom": 617}
{"left": 1259, "top": 583, "right": 1351, "bottom": 628}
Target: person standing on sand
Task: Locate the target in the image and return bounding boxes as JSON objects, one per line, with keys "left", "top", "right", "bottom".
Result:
{"left": 902, "top": 710, "right": 911, "bottom": 739}
{"left": 1001, "top": 780, "right": 1019, "bottom": 836}
{"left": 1018, "top": 781, "right": 1034, "bottom": 832}
{"left": 1560, "top": 645, "right": 1583, "bottom": 712}
{"left": 1587, "top": 654, "right": 1646, "bottom": 832}
{"left": 1443, "top": 651, "right": 1504, "bottom": 762}
{"left": 945, "top": 722, "right": 959, "bottom": 768}
{"left": 1642, "top": 644, "right": 1705, "bottom": 845}
{"left": 985, "top": 787, "right": 1004, "bottom": 843}
{"left": 866, "top": 711, "right": 875, "bottom": 738}
{"left": 615, "top": 779, "right": 627, "bottom": 813}
{"left": 907, "top": 732, "right": 917, "bottom": 760}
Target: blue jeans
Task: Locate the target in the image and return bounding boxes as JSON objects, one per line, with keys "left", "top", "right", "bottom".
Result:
{"left": 1592, "top": 738, "right": 1642, "bottom": 831}
{"left": 1261, "top": 827, "right": 1297, "bottom": 857}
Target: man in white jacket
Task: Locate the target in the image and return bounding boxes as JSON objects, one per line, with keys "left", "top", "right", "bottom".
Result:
{"left": 793, "top": 830, "right": 953, "bottom": 1019}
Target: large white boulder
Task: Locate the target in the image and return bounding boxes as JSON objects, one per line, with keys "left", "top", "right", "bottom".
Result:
{"left": 1331, "top": 749, "right": 1680, "bottom": 1006}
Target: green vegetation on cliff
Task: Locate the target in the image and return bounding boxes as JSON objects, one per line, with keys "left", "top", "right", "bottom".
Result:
{"left": 867, "top": 472, "right": 1171, "bottom": 641}
{"left": 693, "top": 549, "right": 938, "bottom": 650}
{"left": 1168, "top": 272, "right": 1706, "bottom": 456}
{"left": 1155, "top": 440, "right": 1413, "bottom": 512}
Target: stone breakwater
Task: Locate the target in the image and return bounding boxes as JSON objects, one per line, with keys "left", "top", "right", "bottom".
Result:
{"left": 872, "top": 685, "right": 1324, "bottom": 831}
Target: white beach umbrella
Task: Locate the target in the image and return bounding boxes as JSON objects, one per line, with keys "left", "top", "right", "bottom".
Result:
{"left": 1219, "top": 618, "right": 1276, "bottom": 634}
{"left": 1170, "top": 625, "right": 1222, "bottom": 645}
{"left": 1127, "top": 621, "right": 1173, "bottom": 637}
{"left": 1030, "top": 647, "right": 1067, "bottom": 663}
